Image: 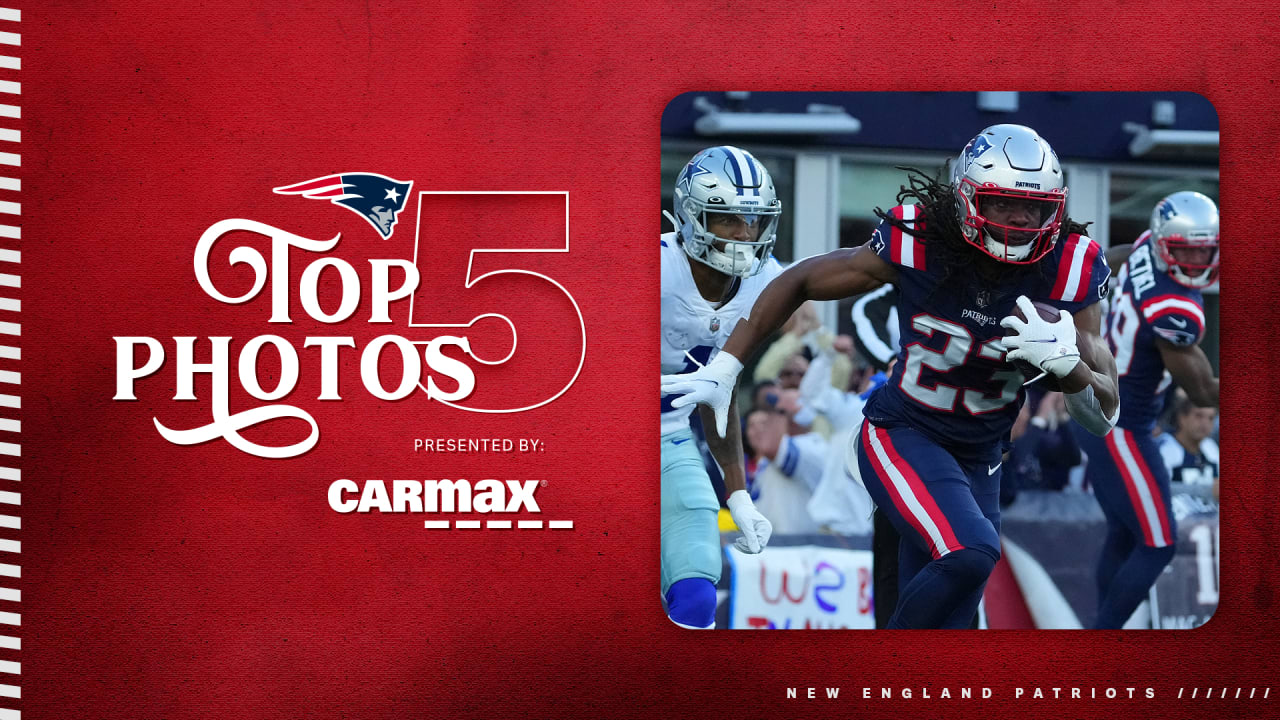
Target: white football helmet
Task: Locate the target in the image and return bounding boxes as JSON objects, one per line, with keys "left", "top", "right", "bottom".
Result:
{"left": 1149, "top": 191, "right": 1219, "bottom": 288}
{"left": 667, "top": 146, "right": 781, "bottom": 277}
{"left": 952, "top": 124, "right": 1067, "bottom": 264}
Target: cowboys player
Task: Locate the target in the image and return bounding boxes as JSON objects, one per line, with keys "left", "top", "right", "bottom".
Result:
{"left": 664, "top": 125, "right": 1120, "bottom": 629}
{"left": 1076, "top": 191, "right": 1220, "bottom": 629}
{"left": 660, "top": 146, "right": 784, "bottom": 629}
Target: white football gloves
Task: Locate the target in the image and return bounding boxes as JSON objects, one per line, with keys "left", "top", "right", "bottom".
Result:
{"left": 999, "top": 296, "right": 1081, "bottom": 379}
{"left": 659, "top": 351, "right": 743, "bottom": 438}
{"left": 662, "top": 352, "right": 772, "bottom": 552}
{"left": 726, "top": 489, "right": 773, "bottom": 554}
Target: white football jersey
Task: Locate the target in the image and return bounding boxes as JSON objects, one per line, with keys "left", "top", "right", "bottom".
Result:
{"left": 660, "top": 232, "right": 784, "bottom": 436}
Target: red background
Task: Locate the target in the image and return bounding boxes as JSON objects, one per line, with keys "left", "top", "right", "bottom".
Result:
{"left": 13, "top": 1, "right": 1277, "bottom": 717}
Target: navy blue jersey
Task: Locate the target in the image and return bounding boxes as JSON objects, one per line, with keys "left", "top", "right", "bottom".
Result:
{"left": 861, "top": 205, "right": 1110, "bottom": 461}
{"left": 1105, "top": 232, "right": 1205, "bottom": 432}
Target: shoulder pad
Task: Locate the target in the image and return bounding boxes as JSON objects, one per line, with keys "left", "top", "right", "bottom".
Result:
{"left": 1143, "top": 294, "right": 1205, "bottom": 346}
{"left": 1049, "top": 233, "right": 1106, "bottom": 303}
{"left": 870, "top": 205, "right": 926, "bottom": 271}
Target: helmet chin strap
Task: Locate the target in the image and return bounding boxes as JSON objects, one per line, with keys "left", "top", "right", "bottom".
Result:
{"left": 705, "top": 242, "right": 756, "bottom": 277}
{"left": 1170, "top": 264, "right": 1215, "bottom": 288}
{"left": 662, "top": 209, "right": 681, "bottom": 233}
{"left": 983, "top": 229, "right": 1034, "bottom": 262}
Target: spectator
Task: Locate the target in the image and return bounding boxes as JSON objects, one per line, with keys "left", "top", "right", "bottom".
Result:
{"left": 744, "top": 389, "right": 828, "bottom": 535}
{"left": 777, "top": 353, "right": 810, "bottom": 390}
{"left": 753, "top": 301, "right": 853, "bottom": 391}
{"left": 749, "top": 379, "right": 779, "bottom": 414}
{"left": 1007, "top": 390, "right": 1083, "bottom": 497}
{"left": 1157, "top": 391, "right": 1219, "bottom": 489}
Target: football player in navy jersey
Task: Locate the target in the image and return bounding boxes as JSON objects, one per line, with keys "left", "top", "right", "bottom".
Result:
{"left": 663, "top": 125, "right": 1120, "bottom": 629}
{"left": 1076, "top": 191, "right": 1220, "bottom": 629}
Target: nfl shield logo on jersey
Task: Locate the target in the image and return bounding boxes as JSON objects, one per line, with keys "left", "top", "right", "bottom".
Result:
{"left": 976, "top": 289, "right": 991, "bottom": 308}
{"left": 709, "top": 317, "right": 721, "bottom": 333}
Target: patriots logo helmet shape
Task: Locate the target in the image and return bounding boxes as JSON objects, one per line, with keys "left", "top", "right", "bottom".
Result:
{"left": 273, "top": 173, "right": 413, "bottom": 239}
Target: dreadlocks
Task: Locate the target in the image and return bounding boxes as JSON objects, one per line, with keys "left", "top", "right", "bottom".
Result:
{"left": 872, "top": 166, "right": 1091, "bottom": 301}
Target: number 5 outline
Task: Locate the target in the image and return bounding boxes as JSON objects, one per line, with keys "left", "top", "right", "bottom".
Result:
{"left": 406, "top": 191, "right": 587, "bottom": 414}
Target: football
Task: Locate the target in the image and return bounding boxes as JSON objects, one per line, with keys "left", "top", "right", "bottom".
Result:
{"left": 1004, "top": 300, "right": 1067, "bottom": 392}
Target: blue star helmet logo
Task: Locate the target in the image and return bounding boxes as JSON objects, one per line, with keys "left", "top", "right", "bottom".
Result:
{"left": 678, "top": 153, "right": 714, "bottom": 194}
{"left": 273, "top": 173, "right": 414, "bottom": 239}
{"left": 1156, "top": 198, "right": 1178, "bottom": 221}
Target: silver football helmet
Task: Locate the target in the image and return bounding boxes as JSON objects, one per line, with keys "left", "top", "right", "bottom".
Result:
{"left": 951, "top": 124, "right": 1067, "bottom": 264}
{"left": 666, "top": 146, "right": 781, "bottom": 277}
{"left": 1149, "top": 191, "right": 1219, "bottom": 288}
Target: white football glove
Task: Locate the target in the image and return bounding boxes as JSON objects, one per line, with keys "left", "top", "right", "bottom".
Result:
{"left": 726, "top": 489, "right": 773, "bottom": 554}
{"left": 999, "top": 295, "right": 1081, "bottom": 379}
{"left": 659, "top": 351, "right": 743, "bottom": 437}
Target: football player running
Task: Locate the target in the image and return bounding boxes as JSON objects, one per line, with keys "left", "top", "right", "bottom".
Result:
{"left": 1076, "top": 191, "right": 1219, "bottom": 628}
{"left": 660, "top": 146, "right": 784, "bottom": 629}
{"left": 663, "top": 125, "right": 1120, "bottom": 629}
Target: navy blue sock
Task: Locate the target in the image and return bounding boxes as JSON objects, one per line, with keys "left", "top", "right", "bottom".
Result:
{"left": 887, "top": 548, "right": 997, "bottom": 629}
{"left": 1093, "top": 543, "right": 1175, "bottom": 629}
{"left": 665, "top": 578, "right": 717, "bottom": 629}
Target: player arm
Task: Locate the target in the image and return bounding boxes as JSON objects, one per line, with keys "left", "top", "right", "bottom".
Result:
{"left": 1157, "top": 338, "right": 1219, "bottom": 407}
{"left": 1060, "top": 303, "right": 1121, "bottom": 435}
{"left": 701, "top": 396, "right": 774, "bottom": 553}
{"left": 722, "top": 245, "right": 897, "bottom": 363}
{"left": 1105, "top": 243, "right": 1133, "bottom": 275}
{"left": 663, "top": 246, "right": 895, "bottom": 439}
{"left": 699, "top": 395, "right": 747, "bottom": 497}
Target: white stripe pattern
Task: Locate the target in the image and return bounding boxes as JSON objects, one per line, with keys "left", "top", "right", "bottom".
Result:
{"left": 865, "top": 424, "right": 950, "bottom": 558}
{"left": 421, "top": 519, "right": 568, "bottom": 530}
{"left": 1142, "top": 297, "right": 1205, "bottom": 328}
{"left": 1057, "top": 236, "right": 1090, "bottom": 301}
{"left": 1110, "top": 429, "right": 1170, "bottom": 547}
{"left": 722, "top": 146, "right": 756, "bottom": 196}
{"left": 899, "top": 204, "right": 918, "bottom": 268}
{"left": 851, "top": 284, "right": 896, "bottom": 365}
{"left": 0, "top": 11, "right": 17, "bottom": 716}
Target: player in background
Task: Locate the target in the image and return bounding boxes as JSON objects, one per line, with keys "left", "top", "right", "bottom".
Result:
{"left": 1076, "top": 191, "right": 1220, "bottom": 629}
{"left": 660, "top": 146, "right": 784, "bottom": 629}
{"left": 663, "top": 125, "right": 1120, "bottom": 629}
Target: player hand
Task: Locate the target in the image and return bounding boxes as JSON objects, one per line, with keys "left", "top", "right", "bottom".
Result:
{"left": 660, "top": 351, "right": 743, "bottom": 437}
{"left": 1000, "top": 296, "right": 1081, "bottom": 379}
{"left": 726, "top": 489, "right": 773, "bottom": 553}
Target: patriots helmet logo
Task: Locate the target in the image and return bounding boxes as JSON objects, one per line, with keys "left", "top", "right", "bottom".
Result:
{"left": 1156, "top": 198, "right": 1178, "bottom": 221}
{"left": 273, "top": 173, "right": 413, "bottom": 239}
{"left": 963, "top": 135, "right": 993, "bottom": 171}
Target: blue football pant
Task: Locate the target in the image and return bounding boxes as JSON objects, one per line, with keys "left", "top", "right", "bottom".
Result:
{"left": 1074, "top": 425, "right": 1177, "bottom": 629}
{"left": 852, "top": 420, "right": 1001, "bottom": 629}
{"left": 660, "top": 428, "right": 722, "bottom": 628}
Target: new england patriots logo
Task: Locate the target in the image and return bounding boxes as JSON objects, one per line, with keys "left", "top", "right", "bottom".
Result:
{"left": 273, "top": 173, "right": 413, "bottom": 239}
{"left": 1156, "top": 198, "right": 1178, "bottom": 221}
{"left": 963, "top": 135, "right": 993, "bottom": 171}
